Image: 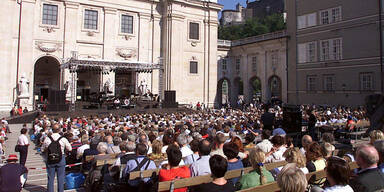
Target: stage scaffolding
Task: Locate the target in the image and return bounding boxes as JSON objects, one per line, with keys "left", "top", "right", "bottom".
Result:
{"left": 61, "top": 57, "right": 163, "bottom": 111}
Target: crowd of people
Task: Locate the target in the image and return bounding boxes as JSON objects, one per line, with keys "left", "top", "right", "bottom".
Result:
{"left": 0, "top": 103, "right": 382, "bottom": 192}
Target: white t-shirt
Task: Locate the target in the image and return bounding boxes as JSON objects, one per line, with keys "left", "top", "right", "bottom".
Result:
{"left": 17, "top": 134, "right": 29, "bottom": 146}
{"left": 323, "top": 185, "right": 354, "bottom": 192}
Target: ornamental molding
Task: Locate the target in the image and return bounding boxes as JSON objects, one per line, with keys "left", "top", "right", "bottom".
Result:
{"left": 116, "top": 48, "right": 137, "bottom": 60}
{"left": 35, "top": 41, "right": 61, "bottom": 53}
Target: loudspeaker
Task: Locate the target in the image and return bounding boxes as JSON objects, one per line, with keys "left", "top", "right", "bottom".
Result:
{"left": 164, "top": 91, "right": 176, "bottom": 102}
{"left": 49, "top": 90, "right": 66, "bottom": 104}
{"left": 48, "top": 90, "right": 57, "bottom": 104}
{"left": 283, "top": 104, "right": 302, "bottom": 133}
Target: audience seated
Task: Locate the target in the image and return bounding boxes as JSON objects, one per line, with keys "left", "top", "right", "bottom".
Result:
{"left": 236, "top": 148, "right": 274, "bottom": 190}
{"left": 277, "top": 163, "right": 307, "bottom": 192}
{"left": 300, "top": 135, "right": 312, "bottom": 155}
{"left": 223, "top": 142, "right": 244, "bottom": 184}
{"left": 210, "top": 133, "right": 227, "bottom": 158}
{"left": 195, "top": 155, "right": 235, "bottom": 192}
{"left": 184, "top": 139, "right": 199, "bottom": 165}
{"left": 373, "top": 140, "right": 384, "bottom": 173}
{"left": 114, "top": 141, "right": 136, "bottom": 166}
{"left": 322, "top": 156, "right": 353, "bottom": 192}
{"left": 148, "top": 139, "right": 166, "bottom": 161}
{"left": 369, "top": 130, "right": 384, "bottom": 145}
{"left": 265, "top": 135, "right": 287, "bottom": 163}
{"left": 123, "top": 143, "right": 156, "bottom": 187}
{"left": 306, "top": 142, "right": 326, "bottom": 186}
{"left": 190, "top": 139, "right": 212, "bottom": 177}
{"left": 159, "top": 144, "right": 191, "bottom": 192}
{"left": 256, "top": 130, "right": 273, "bottom": 153}
{"left": 350, "top": 144, "right": 384, "bottom": 192}
{"left": 321, "top": 142, "right": 335, "bottom": 159}
{"left": 107, "top": 137, "right": 122, "bottom": 154}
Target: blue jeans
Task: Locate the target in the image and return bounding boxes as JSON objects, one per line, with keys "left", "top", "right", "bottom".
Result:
{"left": 46, "top": 156, "right": 66, "bottom": 192}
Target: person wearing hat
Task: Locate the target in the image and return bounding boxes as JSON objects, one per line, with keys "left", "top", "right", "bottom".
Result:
{"left": 0, "top": 154, "right": 28, "bottom": 192}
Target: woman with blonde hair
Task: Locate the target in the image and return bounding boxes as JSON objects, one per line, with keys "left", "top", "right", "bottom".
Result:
{"left": 235, "top": 148, "right": 274, "bottom": 190}
{"left": 148, "top": 140, "right": 166, "bottom": 161}
{"left": 277, "top": 163, "right": 307, "bottom": 192}
{"left": 271, "top": 147, "right": 309, "bottom": 179}
{"left": 369, "top": 130, "right": 384, "bottom": 144}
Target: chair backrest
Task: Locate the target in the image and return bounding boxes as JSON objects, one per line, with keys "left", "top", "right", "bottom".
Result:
{"left": 237, "top": 161, "right": 359, "bottom": 192}
{"left": 157, "top": 160, "right": 288, "bottom": 191}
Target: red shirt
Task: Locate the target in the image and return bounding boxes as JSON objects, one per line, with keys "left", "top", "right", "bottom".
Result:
{"left": 159, "top": 166, "right": 191, "bottom": 192}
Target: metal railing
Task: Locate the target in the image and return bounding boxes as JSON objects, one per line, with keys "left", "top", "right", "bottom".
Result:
{"left": 217, "top": 39, "right": 232, "bottom": 47}
{"left": 231, "top": 30, "right": 287, "bottom": 47}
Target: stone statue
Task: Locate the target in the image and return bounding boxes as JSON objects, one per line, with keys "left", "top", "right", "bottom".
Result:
{"left": 18, "top": 73, "right": 29, "bottom": 98}
{"left": 104, "top": 78, "right": 114, "bottom": 93}
{"left": 139, "top": 80, "right": 147, "bottom": 96}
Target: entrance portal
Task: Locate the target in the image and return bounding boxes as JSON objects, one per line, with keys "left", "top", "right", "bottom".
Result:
{"left": 33, "top": 56, "right": 60, "bottom": 103}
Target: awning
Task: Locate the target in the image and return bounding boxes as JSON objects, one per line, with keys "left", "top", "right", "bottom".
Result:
{"left": 61, "top": 58, "right": 161, "bottom": 70}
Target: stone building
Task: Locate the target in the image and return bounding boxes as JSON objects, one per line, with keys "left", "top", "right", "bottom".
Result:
{"left": 217, "top": 31, "right": 288, "bottom": 107}
{"left": 286, "top": 0, "right": 384, "bottom": 106}
{"left": 0, "top": 0, "right": 222, "bottom": 112}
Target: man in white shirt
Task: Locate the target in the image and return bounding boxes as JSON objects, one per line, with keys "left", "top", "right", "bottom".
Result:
{"left": 76, "top": 136, "right": 90, "bottom": 160}
{"left": 17, "top": 128, "right": 29, "bottom": 166}
{"left": 42, "top": 124, "right": 72, "bottom": 192}
{"left": 256, "top": 130, "right": 273, "bottom": 153}
{"left": 177, "top": 134, "right": 193, "bottom": 160}
{"left": 190, "top": 140, "right": 212, "bottom": 176}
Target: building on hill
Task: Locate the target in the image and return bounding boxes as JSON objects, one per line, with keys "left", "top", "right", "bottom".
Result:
{"left": 0, "top": 0, "right": 222, "bottom": 112}
{"left": 217, "top": 31, "right": 288, "bottom": 108}
{"left": 286, "top": 0, "right": 384, "bottom": 106}
{"left": 220, "top": 0, "right": 285, "bottom": 27}
{"left": 246, "top": 0, "right": 285, "bottom": 19}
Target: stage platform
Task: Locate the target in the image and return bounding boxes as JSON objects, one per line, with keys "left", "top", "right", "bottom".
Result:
{"left": 43, "top": 106, "right": 195, "bottom": 118}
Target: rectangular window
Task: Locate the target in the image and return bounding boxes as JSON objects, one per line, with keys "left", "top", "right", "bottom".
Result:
{"left": 307, "top": 42, "right": 317, "bottom": 62}
{"left": 189, "top": 22, "right": 199, "bottom": 40}
{"left": 271, "top": 51, "right": 278, "bottom": 68}
{"left": 222, "top": 59, "right": 227, "bottom": 71}
{"left": 320, "top": 10, "right": 329, "bottom": 25}
{"left": 190, "top": 61, "right": 198, "bottom": 74}
{"left": 121, "top": 15, "right": 133, "bottom": 34}
{"left": 331, "top": 7, "right": 341, "bottom": 23}
{"left": 320, "top": 40, "right": 330, "bottom": 61}
{"left": 42, "top": 4, "right": 58, "bottom": 25}
{"left": 332, "top": 39, "right": 342, "bottom": 60}
{"left": 252, "top": 56, "right": 257, "bottom": 72}
{"left": 84, "top": 9, "right": 98, "bottom": 30}
{"left": 323, "top": 75, "right": 335, "bottom": 91}
{"left": 360, "top": 73, "right": 373, "bottom": 91}
{"left": 297, "top": 12, "right": 317, "bottom": 29}
{"left": 235, "top": 58, "right": 240, "bottom": 71}
{"left": 307, "top": 75, "right": 317, "bottom": 91}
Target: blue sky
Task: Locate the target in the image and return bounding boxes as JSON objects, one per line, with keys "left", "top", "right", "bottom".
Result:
{"left": 217, "top": 0, "right": 247, "bottom": 18}
{"left": 218, "top": 0, "right": 247, "bottom": 10}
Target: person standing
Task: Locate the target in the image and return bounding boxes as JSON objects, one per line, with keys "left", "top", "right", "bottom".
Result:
{"left": 0, "top": 154, "right": 28, "bottom": 192}
{"left": 307, "top": 110, "right": 317, "bottom": 141}
{"left": 17, "top": 128, "right": 29, "bottom": 166}
{"left": 42, "top": 124, "right": 72, "bottom": 192}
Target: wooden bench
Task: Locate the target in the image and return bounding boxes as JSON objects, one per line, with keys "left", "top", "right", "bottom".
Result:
{"left": 237, "top": 161, "right": 358, "bottom": 192}
{"left": 84, "top": 153, "right": 119, "bottom": 162}
{"left": 157, "top": 161, "right": 288, "bottom": 191}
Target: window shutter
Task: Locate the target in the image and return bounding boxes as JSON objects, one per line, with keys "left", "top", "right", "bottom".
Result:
{"left": 307, "top": 13, "right": 317, "bottom": 27}
{"left": 297, "top": 15, "right": 306, "bottom": 29}
{"left": 298, "top": 43, "right": 307, "bottom": 63}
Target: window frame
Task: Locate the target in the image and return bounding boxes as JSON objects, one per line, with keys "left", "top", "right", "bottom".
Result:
{"left": 319, "top": 7, "right": 342, "bottom": 26}
{"left": 323, "top": 74, "right": 335, "bottom": 92}
{"left": 252, "top": 56, "right": 257, "bottom": 72}
{"left": 307, "top": 41, "right": 317, "bottom": 62}
{"left": 40, "top": 2, "right": 60, "bottom": 28}
{"left": 188, "top": 22, "right": 200, "bottom": 41}
{"left": 222, "top": 59, "right": 227, "bottom": 71}
{"left": 82, "top": 8, "right": 100, "bottom": 32}
{"left": 271, "top": 51, "right": 278, "bottom": 69}
{"left": 307, "top": 75, "right": 317, "bottom": 92}
{"left": 235, "top": 58, "right": 241, "bottom": 72}
{"left": 189, "top": 61, "right": 198, "bottom": 74}
{"left": 120, "top": 14, "right": 134, "bottom": 35}
{"left": 360, "top": 72, "right": 374, "bottom": 91}
{"left": 320, "top": 10, "right": 329, "bottom": 25}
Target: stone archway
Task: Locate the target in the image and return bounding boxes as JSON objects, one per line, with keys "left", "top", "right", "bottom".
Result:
{"left": 33, "top": 56, "right": 60, "bottom": 102}
{"left": 233, "top": 77, "right": 244, "bottom": 105}
{"left": 217, "top": 78, "right": 231, "bottom": 108}
{"left": 268, "top": 75, "right": 282, "bottom": 100}
{"left": 249, "top": 76, "right": 262, "bottom": 103}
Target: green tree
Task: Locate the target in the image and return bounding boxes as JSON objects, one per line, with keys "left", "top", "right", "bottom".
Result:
{"left": 218, "top": 13, "right": 286, "bottom": 40}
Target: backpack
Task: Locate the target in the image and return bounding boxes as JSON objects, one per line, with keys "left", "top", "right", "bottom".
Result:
{"left": 47, "top": 136, "right": 63, "bottom": 164}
